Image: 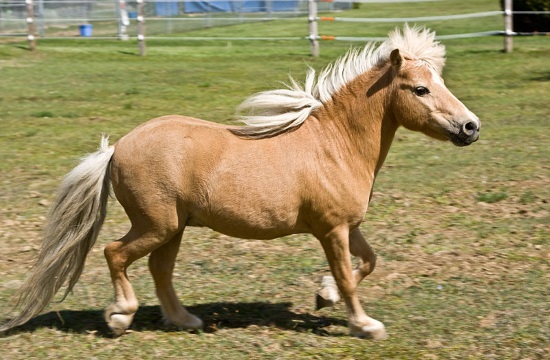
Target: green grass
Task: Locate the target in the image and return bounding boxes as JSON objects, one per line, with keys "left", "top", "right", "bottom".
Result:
{"left": 476, "top": 191, "right": 509, "bottom": 204}
{"left": 1, "top": 0, "right": 549, "bottom": 358}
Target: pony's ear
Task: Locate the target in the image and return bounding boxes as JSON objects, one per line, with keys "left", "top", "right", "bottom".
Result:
{"left": 390, "top": 49, "right": 404, "bottom": 71}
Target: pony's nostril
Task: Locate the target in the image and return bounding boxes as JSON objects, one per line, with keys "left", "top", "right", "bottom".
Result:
{"left": 463, "top": 121, "right": 478, "bottom": 135}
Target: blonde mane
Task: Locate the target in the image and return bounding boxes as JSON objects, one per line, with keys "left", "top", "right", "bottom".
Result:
{"left": 232, "top": 25, "right": 446, "bottom": 138}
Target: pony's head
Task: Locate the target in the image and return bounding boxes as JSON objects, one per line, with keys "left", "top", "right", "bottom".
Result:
{"left": 386, "top": 27, "right": 480, "bottom": 146}
{"left": 234, "top": 25, "right": 480, "bottom": 145}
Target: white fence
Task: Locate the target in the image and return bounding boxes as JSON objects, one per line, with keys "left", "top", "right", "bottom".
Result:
{"left": 1, "top": 0, "right": 548, "bottom": 55}
{"left": 307, "top": 0, "right": 549, "bottom": 55}
{"left": 0, "top": 0, "right": 335, "bottom": 39}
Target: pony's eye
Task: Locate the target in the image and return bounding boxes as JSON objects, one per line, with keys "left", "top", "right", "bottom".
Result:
{"left": 414, "top": 86, "right": 430, "bottom": 96}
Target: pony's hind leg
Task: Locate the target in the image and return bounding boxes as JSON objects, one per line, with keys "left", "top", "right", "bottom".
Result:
{"left": 148, "top": 229, "right": 203, "bottom": 330}
{"left": 104, "top": 226, "right": 181, "bottom": 336}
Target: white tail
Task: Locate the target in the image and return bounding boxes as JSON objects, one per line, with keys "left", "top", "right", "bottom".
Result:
{"left": 1, "top": 137, "right": 114, "bottom": 332}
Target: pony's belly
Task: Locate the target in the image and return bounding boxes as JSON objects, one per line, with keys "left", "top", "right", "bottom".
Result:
{"left": 185, "top": 207, "right": 308, "bottom": 240}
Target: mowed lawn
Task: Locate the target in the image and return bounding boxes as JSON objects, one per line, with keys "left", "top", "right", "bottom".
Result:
{"left": 0, "top": 0, "right": 549, "bottom": 358}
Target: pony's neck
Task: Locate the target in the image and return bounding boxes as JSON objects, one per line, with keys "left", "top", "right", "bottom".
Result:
{"left": 315, "top": 65, "right": 399, "bottom": 178}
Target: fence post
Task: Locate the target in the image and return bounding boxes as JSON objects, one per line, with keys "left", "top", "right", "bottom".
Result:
{"left": 504, "top": 0, "right": 513, "bottom": 53}
{"left": 116, "top": 0, "right": 130, "bottom": 40}
{"left": 137, "top": 0, "right": 146, "bottom": 56}
{"left": 25, "top": 0, "right": 36, "bottom": 51}
{"left": 308, "top": 0, "right": 319, "bottom": 57}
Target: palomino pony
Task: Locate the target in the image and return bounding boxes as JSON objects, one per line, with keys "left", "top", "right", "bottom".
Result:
{"left": 1, "top": 26, "right": 479, "bottom": 340}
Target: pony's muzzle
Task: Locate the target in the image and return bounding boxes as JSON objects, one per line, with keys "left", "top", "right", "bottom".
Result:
{"left": 462, "top": 120, "right": 480, "bottom": 138}
{"left": 454, "top": 117, "right": 480, "bottom": 146}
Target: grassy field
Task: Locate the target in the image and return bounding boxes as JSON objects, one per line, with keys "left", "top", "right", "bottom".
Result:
{"left": 1, "top": 0, "right": 549, "bottom": 358}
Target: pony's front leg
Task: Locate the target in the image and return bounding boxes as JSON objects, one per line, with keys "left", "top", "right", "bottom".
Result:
{"left": 349, "top": 227, "right": 377, "bottom": 283}
{"left": 316, "top": 228, "right": 376, "bottom": 309}
{"left": 317, "top": 227, "right": 387, "bottom": 340}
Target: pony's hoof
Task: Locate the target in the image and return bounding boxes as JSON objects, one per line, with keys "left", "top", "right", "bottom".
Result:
{"left": 316, "top": 276, "right": 341, "bottom": 310}
{"left": 105, "top": 305, "right": 135, "bottom": 337}
{"left": 107, "top": 313, "right": 134, "bottom": 337}
{"left": 350, "top": 318, "right": 387, "bottom": 340}
{"left": 164, "top": 313, "right": 203, "bottom": 330}
{"left": 315, "top": 291, "right": 340, "bottom": 310}
{"left": 183, "top": 314, "right": 203, "bottom": 330}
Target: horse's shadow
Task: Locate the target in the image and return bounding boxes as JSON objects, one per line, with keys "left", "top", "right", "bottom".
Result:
{"left": 530, "top": 71, "right": 550, "bottom": 82}
{"left": 3, "top": 302, "right": 347, "bottom": 338}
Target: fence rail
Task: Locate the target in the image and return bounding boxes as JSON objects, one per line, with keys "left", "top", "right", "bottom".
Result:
{"left": 316, "top": 11, "right": 504, "bottom": 23}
